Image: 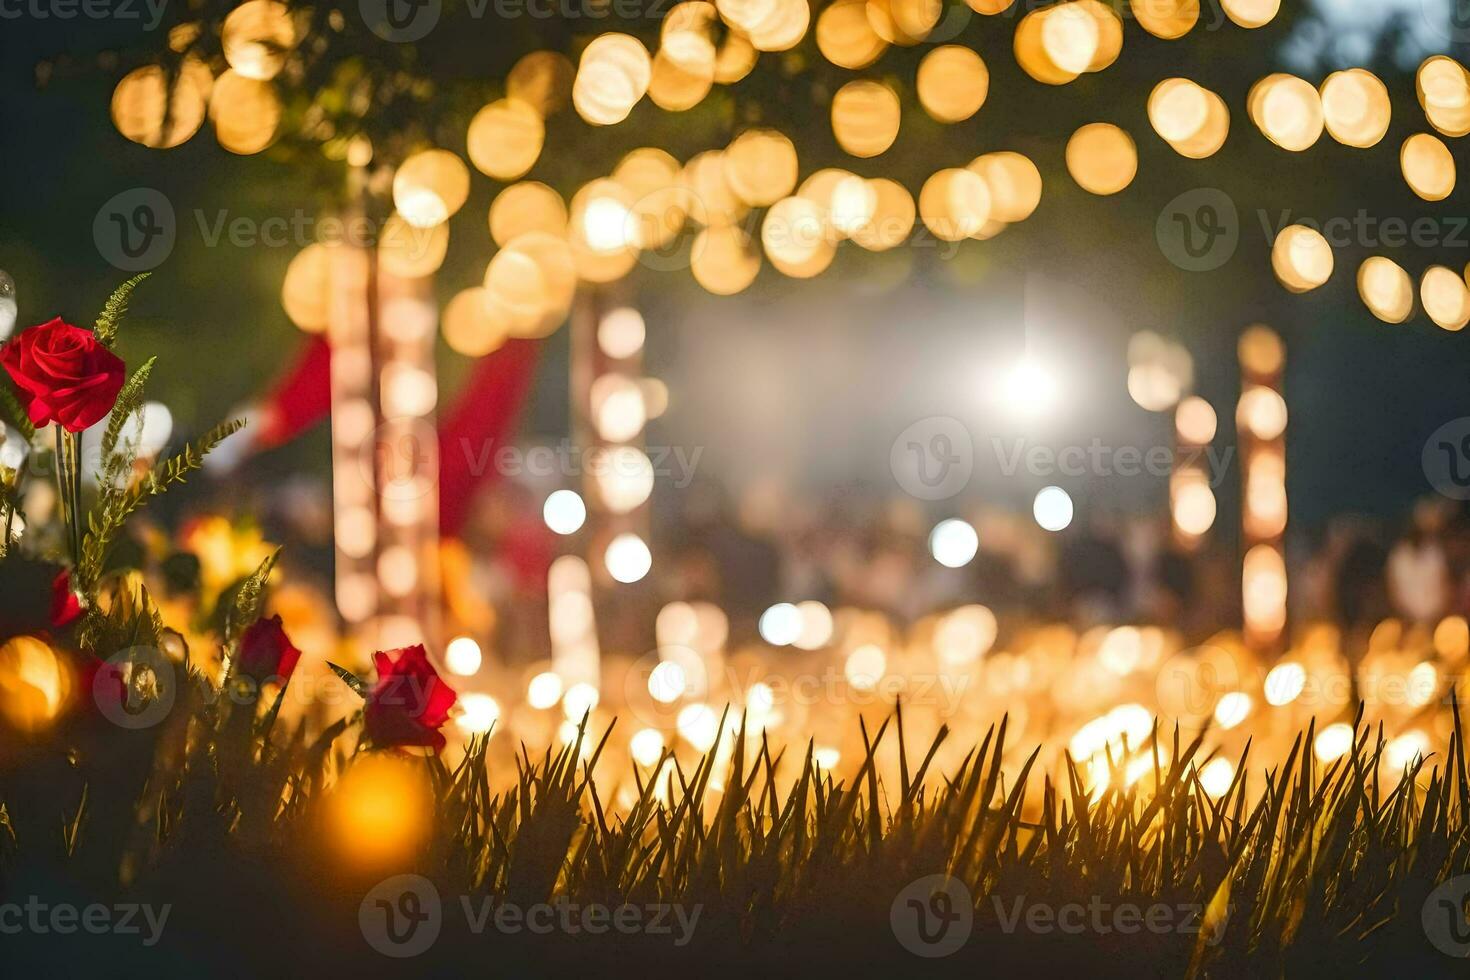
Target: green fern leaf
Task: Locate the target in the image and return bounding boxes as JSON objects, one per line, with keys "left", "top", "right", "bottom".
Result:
{"left": 225, "top": 547, "right": 281, "bottom": 644}
{"left": 94, "top": 273, "right": 150, "bottom": 348}
{"left": 98, "top": 357, "right": 156, "bottom": 491}
{"left": 78, "top": 417, "right": 245, "bottom": 590}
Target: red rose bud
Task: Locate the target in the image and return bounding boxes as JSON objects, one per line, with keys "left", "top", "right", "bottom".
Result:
{"left": 76, "top": 654, "right": 128, "bottom": 721}
{"left": 49, "top": 570, "right": 83, "bottom": 628}
{"left": 236, "top": 615, "right": 302, "bottom": 685}
{"left": 363, "top": 644, "right": 458, "bottom": 751}
{"left": 1, "top": 317, "right": 126, "bottom": 433}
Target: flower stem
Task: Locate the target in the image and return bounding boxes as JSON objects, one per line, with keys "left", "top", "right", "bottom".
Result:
{"left": 53, "top": 426, "right": 80, "bottom": 568}
{"left": 53, "top": 426, "right": 69, "bottom": 556}
{"left": 70, "top": 429, "right": 82, "bottom": 567}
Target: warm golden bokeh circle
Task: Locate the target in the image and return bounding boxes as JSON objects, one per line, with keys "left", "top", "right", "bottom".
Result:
{"left": 1065, "top": 123, "right": 1137, "bottom": 195}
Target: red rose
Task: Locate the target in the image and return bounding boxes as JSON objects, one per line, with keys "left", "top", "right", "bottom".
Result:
{"left": 1, "top": 317, "right": 126, "bottom": 432}
{"left": 50, "top": 570, "right": 83, "bottom": 628}
{"left": 237, "top": 615, "right": 302, "bottom": 684}
{"left": 363, "top": 644, "right": 458, "bottom": 751}
{"left": 75, "top": 654, "right": 128, "bottom": 721}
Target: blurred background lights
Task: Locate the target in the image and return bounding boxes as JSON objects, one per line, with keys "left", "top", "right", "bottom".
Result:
{"left": 920, "top": 167, "right": 992, "bottom": 242}
{"left": 997, "top": 355, "right": 1060, "bottom": 419}
{"left": 1400, "top": 133, "right": 1456, "bottom": 201}
{"left": 1249, "top": 74, "right": 1323, "bottom": 151}
{"left": 1033, "top": 486, "right": 1074, "bottom": 532}
{"left": 604, "top": 532, "right": 652, "bottom": 583}
{"left": 0, "top": 269, "right": 15, "bottom": 341}
{"left": 1221, "top": 0, "right": 1278, "bottom": 28}
{"left": 843, "top": 643, "right": 887, "bottom": 690}
{"left": 929, "top": 518, "right": 979, "bottom": 568}
{"left": 917, "top": 45, "right": 989, "bottom": 122}
{"left": 630, "top": 728, "right": 665, "bottom": 767}
{"left": 1271, "top": 224, "right": 1333, "bottom": 293}
{"left": 1418, "top": 55, "right": 1470, "bottom": 137}
{"left": 573, "top": 33, "right": 652, "bottom": 126}
{"left": 445, "top": 635, "right": 482, "bottom": 676}
{"left": 112, "top": 60, "right": 210, "bottom": 148}
{"left": 1420, "top": 266, "right": 1470, "bottom": 331}
{"left": 1357, "top": 257, "right": 1414, "bottom": 324}
{"left": 677, "top": 703, "right": 720, "bottom": 751}
{"left": 527, "top": 670, "right": 564, "bottom": 709}
{"left": 816, "top": 0, "right": 887, "bottom": 69}
{"left": 0, "top": 635, "right": 68, "bottom": 733}
{"left": 1198, "top": 758, "right": 1235, "bottom": 798}
{"left": 1213, "top": 691, "right": 1252, "bottom": 729}
{"left": 543, "top": 489, "right": 588, "bottom": 535}
{"left": 490, "top": 182, "right": 568, "bottom": 247}
{"left": 1385, "top": 730, "right": 1430, "bottom": 771}
{"left": 1238, "top": 386, "right": 1288, "bottom": 441}
{"left": 593, "top": 447, "right": 655, "bottom": 516}
{"left": 467, "top": 98, "right": 544, "bottom": 181}
{"left": 831, "top": 80, "right": 901, "bottom": 157}
{"left": 1263, "top": 661, "right": 1306, "bottom": 706}
{"left": 328, "top": 755, "right": 432, "bottom": 867}
{"left": 759, "top": 603, "right": 803, "bottom": 646}
{"left": 1147, "top": 78, "right": 1229, "bottom": 159}
{"left": 456, "top": 693, "right": 500, "bottom": 734}
{"left": 221, "top": 0, "right": 295, "bottom": 81}
{"left": 562, "top": 680, "right": 600, "bottom": 720}
{"left": 1313, "top": 723, "right": 1355, "bottom": 762}
{"left": 1126, "top": 344, "right": 1189, "bottom": 413}
{"left": 793, "top": 600, "right": 834, "bottom": 650}
{"left": 935, "top": 605, "right": 997, "bottom": 665}
{"left": 598, "top": 307, "right": 646, "bottom": 359}
{"left": 1176, "top": 396, "right": 1217, "bottom": 444}
{"left": 393, "top": 149, "right": 470, "bottom": 228}
{"left": 969, "top": 152, "right": 1042, "bottom": 223}
{"left": 1065, "top": 122, "right": 1137, "bottom": 195}
{"left": 0, "top": 425, "right": 28, "bottom": 470}
{"left": 442, "top": 287, "right": 512, "bottom": 358}
{"left": 648, "top": 661, "right": 687, "bottom": 703}
{"left": 1320, "top": 69, "right": 1390, "bottom": 147}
